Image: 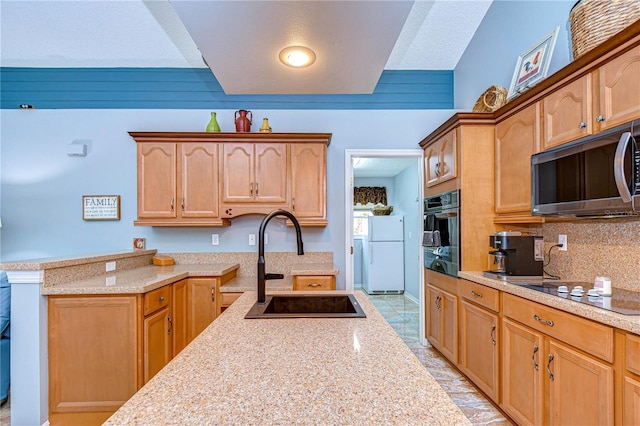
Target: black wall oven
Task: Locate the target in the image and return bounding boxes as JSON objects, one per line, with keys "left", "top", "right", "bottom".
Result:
{"left": 423, "top": 190, "right": 459, "bottom": 277}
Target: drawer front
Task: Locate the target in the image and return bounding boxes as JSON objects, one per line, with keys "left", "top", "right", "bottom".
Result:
{"left": 294, "top": 276, "right": 335, "bottom": 291}
{"left": 503, "top": 293, "right": 613, "bottom": 363}
{"left": 220, "top": 292, "right": 242, "bottom": 307}
{"left": 144, "top": 286, "right": 171, "bottom": 316}
{"left": 627, "top": 333, "right": 640, "bottom": 376}
{"left": 459, "top": 280, "right": 499, "bottom": 312}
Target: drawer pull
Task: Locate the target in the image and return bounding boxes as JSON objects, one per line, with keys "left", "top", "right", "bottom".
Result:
{"left": 532, "top": 344, "right": 539, "bottom": 371}
{"left": 490, "top": 324, "right": 496, "bottom": 346}
{"left": 211, "top": 286, "right": 215, "bottom": 302}
{"left": 471, "top": 290, "right": 482, "bottom": 298}
{"left": 167, "top": 315, "right": 173, "bottom": 335}
{"left": 159, "top": 296, "right": 165, "bottom": 302}
{"left": 307, "top": 283, "right": 322, "bottom": 287}
{"left": 596, "top": 115, "right": 606, "bottom": 122}
{"left": 547, "top": 353, "right": 555, "bottom": 381}
{"left": 170, "top": 198, "right": 174, "bottom": 211}
{"left": 533, "top": 314, "right": 554, "bottom": 327}
{"left": 435, "top": 295, "right": 442, "bottom": 311}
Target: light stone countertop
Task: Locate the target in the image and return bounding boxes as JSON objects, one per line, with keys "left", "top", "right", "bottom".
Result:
{"left": 41, "top": 263, "right": 241, "bottom": 295}
{"left": 290, "top": 262, "right": 339, "bottom": 276}
{"left": 459, "top": 271, "right": 640, "bottom": 335}
{"left": 104, "top": 290, "right": 471, "bottom": 426}
{"left": 0, "top": 249, "right": 157, "bottom": 270}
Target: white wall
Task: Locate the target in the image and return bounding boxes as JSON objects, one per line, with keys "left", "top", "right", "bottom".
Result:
{"left": 0, "top": 108, "right": 454, "bottom": 288}
{"left": 455, "top": 0, "right": 575, "bottom": 109}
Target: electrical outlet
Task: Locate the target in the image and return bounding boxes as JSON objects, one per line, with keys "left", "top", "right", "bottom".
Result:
{"left": 106, "top": 261, "right": 116, "bottom": 272}
{"left": 558, "top": 234, "right": 567, "bottom": 251}
{"left": 249, "top": 234, "right": 256, "bottom": 246}
{"left": 211, "top": 234, "right": 219, "bottom": 245}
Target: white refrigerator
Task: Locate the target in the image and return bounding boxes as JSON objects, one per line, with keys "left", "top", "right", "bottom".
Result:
{"left": 363, "top": 215, "right": 405, "bottom": 294}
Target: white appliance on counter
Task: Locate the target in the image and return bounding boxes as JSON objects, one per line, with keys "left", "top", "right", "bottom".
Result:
{"left": 363, "top": 215, "right": 404, "bottom": 294}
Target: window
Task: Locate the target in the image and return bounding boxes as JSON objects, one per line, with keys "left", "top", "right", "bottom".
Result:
{"left": 353, "top": 211, "right": 372, "bottom": 236}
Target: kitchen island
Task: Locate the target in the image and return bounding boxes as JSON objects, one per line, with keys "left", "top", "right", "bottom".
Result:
{"left": 105, "top": 290, "right": 470, "bottom": 425}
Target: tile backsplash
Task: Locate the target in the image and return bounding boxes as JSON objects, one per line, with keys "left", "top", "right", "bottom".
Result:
{"left": 541, "top": 219, "right": 640, "bottom": 291}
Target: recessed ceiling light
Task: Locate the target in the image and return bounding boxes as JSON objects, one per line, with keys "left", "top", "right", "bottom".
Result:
{"left": 279, "top": 46, "right": 316, "bottom": 68}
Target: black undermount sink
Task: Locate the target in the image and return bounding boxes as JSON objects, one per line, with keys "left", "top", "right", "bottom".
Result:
{"left": 244, "top": 294, "right": 366, "bottom": 319}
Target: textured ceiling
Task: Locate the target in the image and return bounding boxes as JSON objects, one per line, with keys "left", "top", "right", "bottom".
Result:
{"left": 0, "top": 0, "right": 493, "bottom": 93}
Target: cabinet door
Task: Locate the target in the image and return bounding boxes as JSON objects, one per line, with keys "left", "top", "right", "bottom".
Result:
{"left": 424, "top": 129, "right": 457, "bottom": 188}
{"left": 598, "top": 45, "right": 640, "bottom": 131}
{"left": 548, "top": 340, "right": 614, "bottom": 426}
{"left": 172, "top": 279, "right": 189, "bottom": 355}
{"left": 178, "top": 143, "right": 219, "bottom": 218}
{"left": 502, "top": 318, "right": 545, "bottom": 426}
{"left": 187, "top": 278, "right": 217, "bottom": 342}
{"left": 221, "top": 143, "right": 254, "bottom": 203}
{"left": 48, "top": 296, "right": 139, "bottom": 415}
{"left": 495, "top": 103, "right": 541, "bottom": 214}
{"left": 254, "top": 143, "right": 288, "bottom": 204}
{"left": 543, "top": 75, "right": 592, "bottom": 149}
{"left": 290, "top": 143, "right": 326, "bottom": 219}
{"left": 459, "top": 300, "right": 499, "bottom": 402}
{"left": 143, "top": 306, "right": 172, "bottom": 383}
{"left": 137, "top": 143, "right": 177, "bottom": 218}
{"left": 624, "top": 375, "right": 640, "bottom": 425}
{"left": 438, "top": 129, "right": 457, "bottom": 184}
{"left": 440, "top": 288, "right": 458, "bottom": 364}
{"left": 424, "top": 144, "right": 440, "bottom": 187}
{"left": 426, "top": 285, "right": 443, "bottom": 349}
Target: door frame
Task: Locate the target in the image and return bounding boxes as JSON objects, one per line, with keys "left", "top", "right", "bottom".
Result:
{"left": 344, "top": 149, "right": 425, "bottom": 340}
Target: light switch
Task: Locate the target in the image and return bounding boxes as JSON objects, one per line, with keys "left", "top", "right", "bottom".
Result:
{"left": 249, "top": 234, "right": 256, "bottom": 245}
{"left": 212, "top": 234, "right": 219, "bottom": 245}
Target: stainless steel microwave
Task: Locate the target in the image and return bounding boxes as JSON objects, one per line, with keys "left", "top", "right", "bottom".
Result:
{"left": 531, "top": 121, "right": 640, "bottom": 217}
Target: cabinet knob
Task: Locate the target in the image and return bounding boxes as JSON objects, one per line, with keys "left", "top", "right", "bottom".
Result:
{"left": 578, "top": 121, "right": 587, "bottom": 128}
{"left": 181, "top": 197, "right": 185, "bottom": 211}
{"left": 170, "top": 198, "right": 174, "bottom": 210}
{"left": 596, "top": 115, "right": 606, "bottom": 122}
{"left": 255, "top": 182, "right": 259, "bottom": 196}
{"left": 159, "top": 296, "right": 165, "bottom": 302}
{"left": 250, "top": 182, "right": 254, "bottom": 196}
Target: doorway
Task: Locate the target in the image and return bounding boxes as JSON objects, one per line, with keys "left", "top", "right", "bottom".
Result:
{"left": 344, "top": 149, "right": 425, "bottom": 342}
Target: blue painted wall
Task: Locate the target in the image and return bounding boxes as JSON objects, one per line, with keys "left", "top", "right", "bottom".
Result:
{"left": 0, "top": 108, "right": 455, "bottom": 289}
{"left": 0, "top": 69, "right": 453, "bottom": 110}
{"left": 393, "top": 161, "right": 421, "bottom": 301}
{"left": 454, "top": 0, "right": 575, "bottom": 109}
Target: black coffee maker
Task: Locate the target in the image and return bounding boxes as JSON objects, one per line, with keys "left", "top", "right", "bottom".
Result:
{"left": 487, "top": 231, "right": 544, "bottom": 277}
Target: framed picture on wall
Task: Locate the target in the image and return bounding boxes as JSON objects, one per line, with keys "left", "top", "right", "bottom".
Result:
{"left": 82, "top": 195, "right": 121, "bottom": 220}
{"left": 507, "top": 26, "right": 560, "bottom": 99}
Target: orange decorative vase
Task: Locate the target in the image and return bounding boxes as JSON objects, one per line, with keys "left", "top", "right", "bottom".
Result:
{"left": 234, "top": 109, "right": 252, "bottom": 132}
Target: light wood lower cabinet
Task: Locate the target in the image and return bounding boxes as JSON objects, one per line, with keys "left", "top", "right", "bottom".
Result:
{"left": 293, "top": 275, "right": 335, "bottom": 291}
{"left": 459, "top": 300, "right": 499, "bottom": 403}
{"left": 624, "top": 375, "right": 640, "bottom": 425}
{"left": 48, "top": 275, "right": 233, "bottom": 425}
{"left": 187, "top": 277, "right": 217, "bottom": 341}
{"left": 48, "top": 296, "right": 141, "bottom": 425}
{"left": 502, "top": 293, "right": 614, "bottom": 425}
{"left": 502, "top": 318, "right": 545, "bottom": 426}
{"left": 425, "top": 271, "right": 458, "bottom": 364}
{"left": 218, "top": 291, "right": 242, "bottom": 315}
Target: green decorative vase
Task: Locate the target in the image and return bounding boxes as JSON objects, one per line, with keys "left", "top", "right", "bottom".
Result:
{"left": 206, "top": 112, "right": 221, "bottom": 132}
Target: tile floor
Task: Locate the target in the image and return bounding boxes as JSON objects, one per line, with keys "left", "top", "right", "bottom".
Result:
{"left": 365, "top": 292, "right": 512, "bottom": 426}
{"left": 0, "top": 294, "right": 513, "bottom": 426}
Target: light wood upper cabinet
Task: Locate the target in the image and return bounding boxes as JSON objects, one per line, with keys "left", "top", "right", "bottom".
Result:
{"left": 137, "top": 142, "right": 176, "bottom": 219}
{"left": 597, "top": 44, "right": 640, "bottom": 131}
{"left": 495, "top": 103, "right": 541, "bottom": 218}
{"left": 424, "top": 128, "right": 457, "bottom": 188}
{"left": 131, "top": 132, "right": 331, "bottom": 226}
{"left": 290, "top": 143, "right": 327, "bottom": 221}
{"left": 134, "top": 137, "right": 226, "bottom": 226}
{"left": 179, "top": 143, "right": 220, "bottom": 219}
{"left": 221, "top": 143, "right": 288, "bottom": 206}
{"left": 543, "top": 75, "right": 592, "bottom": 150}
{"left": 542, "top": 45, "right": 640, "bottom": 149}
